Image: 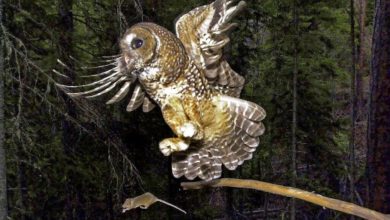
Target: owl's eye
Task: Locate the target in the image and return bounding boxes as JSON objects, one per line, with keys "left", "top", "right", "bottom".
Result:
{"left": 131, "top": 38, "right": 144, "bottom": 49}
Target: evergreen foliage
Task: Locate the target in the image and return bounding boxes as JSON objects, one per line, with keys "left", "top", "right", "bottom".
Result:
{"left": 1, "top": 0, "right": 375, "bottom": 219}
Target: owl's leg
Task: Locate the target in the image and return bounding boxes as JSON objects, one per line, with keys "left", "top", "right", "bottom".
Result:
{"left": 159, "top": 138, "right": 189, "bottom": 156}
{"left": 179, "top": 122, "right": 200, "bottom": 139}
{"left": 161, "top": 97, "right": 202, "bottom": 140}
{"left": 182, "top": 96, "right": 204, "bottom": 140}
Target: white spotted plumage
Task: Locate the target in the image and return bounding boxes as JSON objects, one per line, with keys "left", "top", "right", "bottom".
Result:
{"left": 57, "top": 0, "right": 266, "bottom": 181}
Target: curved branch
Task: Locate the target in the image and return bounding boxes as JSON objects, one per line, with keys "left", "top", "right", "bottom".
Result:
{"left": 181, "top": 178, "right": 390, "bottom": 220}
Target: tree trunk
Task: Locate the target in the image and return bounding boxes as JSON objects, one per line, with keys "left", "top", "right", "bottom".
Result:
{"left": 290, "top": 0, "right": 299, "bottom": 219}
{"left": 225, "top": 187, "right": 234, "bottom": 220}
{"left": 367, "top": 0, "right": 390, "bottom": 213}
{"left": 357, "top": 0, "right": 367, "bottom": 112}
{"left": 355, "top": 1, "right": 368, "bottom": 204}
{"left": 349, "top": 0, "right": 357, "bottom": 207}
{"left": 0, "top": 0, "right": 8, "bottom": 219}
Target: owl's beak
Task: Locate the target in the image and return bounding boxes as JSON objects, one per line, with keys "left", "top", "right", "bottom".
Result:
{"left": 124, "top": 56, "right": 131, "bottom": 65}
{"left": 123, "top": 54, "right": 136, "bottom": 73}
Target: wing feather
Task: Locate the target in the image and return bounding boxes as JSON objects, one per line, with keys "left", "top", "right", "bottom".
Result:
{"left": 55, "top": 57, "right": 152, "bottom": 112}
{"left": 106, "top": 81, "right": 132, "bottom": 104}
{"left": 126, "top": 85, "right": 145, "bottom": 112}
{"left": 171, "top": 95, "right": 266, "bottom": 181}
{"left": 175, "top": 0, "right": 246, "bottom": 97}
{"left": 142, "top": 96, "right": 156, "bottom": 113}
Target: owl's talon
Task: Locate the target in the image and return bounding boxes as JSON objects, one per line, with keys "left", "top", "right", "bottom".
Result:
{"left": 159, "top": 143, "right": 172, "bottom": 156}
{"left": 180, "top": 122, "right": 198, "bottom": 138}
{"left": 159, "top": 138, "right": 189, "bottom": 156}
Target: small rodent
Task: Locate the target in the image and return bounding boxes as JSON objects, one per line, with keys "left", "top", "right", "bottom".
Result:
{"left": 122, "top": 192, "right": 186, "bottom": 214}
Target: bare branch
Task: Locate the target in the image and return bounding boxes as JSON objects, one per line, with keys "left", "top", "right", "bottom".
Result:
{"left": 181, "top": 178, "right": 390, "bottom": 220}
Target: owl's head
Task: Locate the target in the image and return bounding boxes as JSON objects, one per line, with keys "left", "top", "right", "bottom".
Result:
{"left": 120, "top": 23, "right": 157, "bottom": 72}
{"left": 120, "top": 22, "right": 188, "bottom": 85}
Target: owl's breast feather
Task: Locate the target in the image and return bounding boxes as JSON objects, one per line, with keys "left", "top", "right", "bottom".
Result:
{"left": 183, "top": 95, "right": 233, "bottom": 143}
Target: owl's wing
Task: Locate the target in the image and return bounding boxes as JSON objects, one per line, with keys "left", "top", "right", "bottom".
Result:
{"left": 54, "top": 57, "right": 156, "bottom": 113}
{"left": 172, "top": 95, "right": 266, "bottom": 180}
{"left": 175, "top": 0, "right": 246, "bottom": 97}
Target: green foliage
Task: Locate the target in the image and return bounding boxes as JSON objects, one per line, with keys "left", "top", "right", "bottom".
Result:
{"left": 2, "top": 0, "right": 372, "bottom": 219}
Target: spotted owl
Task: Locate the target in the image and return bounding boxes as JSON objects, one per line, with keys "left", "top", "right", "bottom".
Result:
{"left": 57, "top": 0, "right": 266, "bottom": 181}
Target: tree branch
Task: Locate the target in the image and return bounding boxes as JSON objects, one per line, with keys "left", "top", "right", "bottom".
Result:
{"left": 181, "top": 178, "right": 390, "bottom": 220}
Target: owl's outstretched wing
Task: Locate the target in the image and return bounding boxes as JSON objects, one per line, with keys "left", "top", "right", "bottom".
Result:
{"left": 54, "top": 57, "right": 156, "bottom": 113}
{"left": 175, "top": 0, "right": 246, "bottom": 97}
{"left": 172, "top": 95, "right": 266, "bottom": 180}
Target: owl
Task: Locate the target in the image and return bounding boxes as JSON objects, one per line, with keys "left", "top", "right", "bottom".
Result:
{"left": 56, "top": 0, "right": 266, "bottom": 181}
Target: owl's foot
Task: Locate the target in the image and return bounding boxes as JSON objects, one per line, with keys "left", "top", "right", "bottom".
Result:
{"left": 179, "top": 122, "right": 204, "bottom": 140}
{"left": 159, "top": 138, "right": 189, "bottom": 156}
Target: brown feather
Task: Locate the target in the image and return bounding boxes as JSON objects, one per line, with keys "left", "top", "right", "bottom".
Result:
{"left": 175, "top": 0, "right": 247, "bottom": 98}
{"left": 126, "top": 85, "right": 145, "bottom": 112}
{"left": 142, "top": 96, "right": 156, "bottom": 112}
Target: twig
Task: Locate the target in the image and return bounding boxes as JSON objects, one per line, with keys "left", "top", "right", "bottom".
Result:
{"left": 181, "top": 178, "right": 390, "bottom": 220}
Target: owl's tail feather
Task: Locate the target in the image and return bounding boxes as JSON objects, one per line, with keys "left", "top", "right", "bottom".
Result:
{"left": 171, "top": 95, "right": 266, "bottom": 181}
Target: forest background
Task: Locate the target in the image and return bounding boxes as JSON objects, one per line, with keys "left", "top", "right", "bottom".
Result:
{"left": 0, "top": 0, "right": 389, "bottom": 219}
